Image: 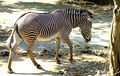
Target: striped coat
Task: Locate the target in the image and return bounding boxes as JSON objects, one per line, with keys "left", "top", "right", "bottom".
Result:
{"left": 6, "top": 9, "right": 93, "bottom": 73}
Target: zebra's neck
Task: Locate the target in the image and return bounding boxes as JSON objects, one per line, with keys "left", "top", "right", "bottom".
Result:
{"left": 61, "top": 9, "right": 84, "bottom": 28}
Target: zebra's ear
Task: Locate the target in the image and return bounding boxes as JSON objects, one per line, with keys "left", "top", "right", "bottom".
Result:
{"left": 83, "top": 15, "right": 92, "bottom": 22}
{"left": 89, "top": 12, "right": 93, "bottom": 18}
{"left": 87, "top": 10, "right": 93, "bottom": 18}
{"left": 81, "top": 10, "right": 93, "bottom": 19}
{"left": 86, "top": 18, "right": 92, "bottom": 22}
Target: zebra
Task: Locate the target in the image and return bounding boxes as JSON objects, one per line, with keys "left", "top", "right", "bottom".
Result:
{"left": 6, "top": 9, "right": 93, "bottom": 73}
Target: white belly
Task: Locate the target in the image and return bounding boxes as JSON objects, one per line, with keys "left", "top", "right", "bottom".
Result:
{"left": 36, "top": 33, "right": 59, "bottom": 41}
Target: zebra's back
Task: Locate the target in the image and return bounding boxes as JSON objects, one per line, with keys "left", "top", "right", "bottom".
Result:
{"left": 17, "top": 12, "right": 69, "bottom": 41}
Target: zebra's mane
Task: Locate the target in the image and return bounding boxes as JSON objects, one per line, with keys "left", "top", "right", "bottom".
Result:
{"left": 51, "top": 9, "right": 93, "bottom": 18}
{"left": 66, "top": 9, "right": 93, "bottom": 18}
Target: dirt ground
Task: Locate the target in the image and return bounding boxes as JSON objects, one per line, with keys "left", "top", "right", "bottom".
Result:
{"left": 0, "top": 30, "right": 110, "bottom": 76}
{"left": 0, "top": 0, "right": 113, "bottom": 76}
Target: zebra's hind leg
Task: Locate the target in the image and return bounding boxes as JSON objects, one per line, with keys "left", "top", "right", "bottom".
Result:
{"left": 27, "top": 42, "right": 43, "bottom": 70}
{"left": 60, "top": 36, "right": 74, "bottom": 63}
{"left": 8, "top": 32, "right": 22, "bottom": 73}
{"left": 55, "top": 37, "right": 61, "bottom": 64}
{"left": 8, "top": 50, "right": 16, "bottom": 73}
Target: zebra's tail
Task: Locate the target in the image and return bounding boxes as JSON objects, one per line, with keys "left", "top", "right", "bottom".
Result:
{"left": 6, "top": 25, "right": 16, "bottom": 49}
{"left": 6, "top": 12, "right": 31, "bottom": 49}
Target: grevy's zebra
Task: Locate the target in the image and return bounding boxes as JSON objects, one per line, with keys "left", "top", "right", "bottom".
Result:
{"left": 6, "top": 9, "right": 93, "bottom": 73}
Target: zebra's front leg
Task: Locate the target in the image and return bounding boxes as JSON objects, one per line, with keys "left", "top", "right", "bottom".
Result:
{"left": 27, "top": 43, "right": 43, "bottom": 70}
{"left": 66, "top": 40, "right": 74, "bottom": 63}
{"left": 61, "top": 36, "right": 74, "bottom": 63}
{"left": 55, "top": 37, "right": 61, "bottom": 64}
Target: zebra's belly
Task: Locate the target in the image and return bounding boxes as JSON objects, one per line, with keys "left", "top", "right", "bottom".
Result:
{"left": 36, "top": 33, "right": 59, "bottom": 41}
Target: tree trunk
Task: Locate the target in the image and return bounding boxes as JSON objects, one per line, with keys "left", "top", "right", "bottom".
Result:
{"left": 110, "top": 0, "right": 120, "bottom": 76}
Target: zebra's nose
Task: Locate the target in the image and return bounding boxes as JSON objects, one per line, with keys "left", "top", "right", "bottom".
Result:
{"left": 85, "top": 38, "right": 91, "bottom": 43}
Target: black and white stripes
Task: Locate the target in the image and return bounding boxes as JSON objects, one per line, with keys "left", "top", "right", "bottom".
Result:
{"left": 6, "top": 9, "right": 93, "bottom": 72}
{"left": 16, "top": 9, "right": 92, "bottom": 42}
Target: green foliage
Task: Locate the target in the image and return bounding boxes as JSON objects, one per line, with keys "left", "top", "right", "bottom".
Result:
{"left": 57, "top": 0, "right": 114, "bottom": 5}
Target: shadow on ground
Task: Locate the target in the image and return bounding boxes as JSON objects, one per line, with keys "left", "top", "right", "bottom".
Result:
{"left": 14, "top": 1, "right": 71, "bottom": 12}
{"left": 0, "top": 1, "right": 15, "bottom": 13}
{"left": 0, "top": 1, "right": 112, "bottom": 75}
{"left": 0, "top": 1, "right": 71, "bottom": 13}
{"left": 0, "top": 54, "right": 109, "bottom": 75}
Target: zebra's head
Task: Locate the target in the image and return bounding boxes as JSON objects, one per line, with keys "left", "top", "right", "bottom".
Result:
{"left": 79, "top": 10, "right": 93, "bottom": 43}
{"left": 64, "top": 9, "right": 93, "bottom": 42}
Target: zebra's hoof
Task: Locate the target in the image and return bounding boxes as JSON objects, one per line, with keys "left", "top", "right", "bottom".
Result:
{"left": 8, "top": 69, "right": 14, "bottom": 74}
{"left": 56, "top": 60, "right": 61, "bottom": 64}
{"left": 36, "top": 65, "right": 44, "bottom": 70}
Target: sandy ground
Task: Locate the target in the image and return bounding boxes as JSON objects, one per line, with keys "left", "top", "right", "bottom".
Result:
{"left": 0, "top": 0, "right": 113, "bottom": 76}
{"left": 0, "top": 56, "right": 63, "bottom": 76}
{"left": 0, "top": 50, "right": 109, "bottom": 76}
{"left": 0, "top": 28, "right": 110, "bottom": 76}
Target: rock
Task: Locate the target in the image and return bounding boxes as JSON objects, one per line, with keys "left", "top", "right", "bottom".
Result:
{"left": 38, "top": 49, "right": 48, "bottom": 56}
{"left": 20, "top": 52, "right": 27, "bottom": 56}
{"left": 85, "top": 46, "right": 90, "bottom": 49}
{"left": 74, "top": 45, "right": 80, "bottom": 48}
{"left": 104, "top": 46, "right": 108, "bottom": 48}
{"left": 81, "top": 50, "right": 92, "bottom": 54}
{"left": 57, "top": 71, "right": 64, "bottom": 75}
{"left": 0, "top": 51, "right": 9, "bottom": 56}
